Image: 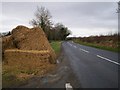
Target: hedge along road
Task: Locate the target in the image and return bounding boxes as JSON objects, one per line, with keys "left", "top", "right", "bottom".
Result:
{"left": 62, "top": 41, "right": 119, "bottom": 88}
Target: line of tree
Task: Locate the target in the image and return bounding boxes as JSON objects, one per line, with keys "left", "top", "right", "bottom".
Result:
{"left": 30, "top": 6, "right": 71, "bottom": 41}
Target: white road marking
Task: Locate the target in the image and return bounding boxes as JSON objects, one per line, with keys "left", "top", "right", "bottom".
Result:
{"left": 97, "top": 55, "right": 120, "bottom": 65}
{"left": 68, "top": 43, "right": 72, "bottom": 47}
{"left": 81, "top": 49, "right": 89, "bottom": 53}
{"left": 65, "top": 83, "right": 73, "bottom": 90}
{"left": 70, "top": 43, "right": 89, "bottom": 53}
{"left": 74, "top": 45, "right": 77, "bottom": 48}
{"left": 67, "top": 42, "right": 72, "bottom": 46}
{"left": 79, "top": 48, "right": 89, "bottom": 53}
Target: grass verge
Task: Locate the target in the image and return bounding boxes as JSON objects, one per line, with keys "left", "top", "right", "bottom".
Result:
{"left": 73, "top": 40, "right": 119, "bottom": 52}
{"left": 50, "top": 41, "right": 62, "bottom": 56}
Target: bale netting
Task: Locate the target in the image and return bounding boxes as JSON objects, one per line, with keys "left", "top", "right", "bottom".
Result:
{"left": 2, "top": 25, "right": 56, "bottom": 64}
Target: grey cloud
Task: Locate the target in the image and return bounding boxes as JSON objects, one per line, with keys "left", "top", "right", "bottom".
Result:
{"left": 1, "top": 2, "right": 118, "bottom": 36}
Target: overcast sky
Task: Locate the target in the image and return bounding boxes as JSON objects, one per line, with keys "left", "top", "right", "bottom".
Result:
{"left": 0, "top": 2, "right": 118, "bottom": 37}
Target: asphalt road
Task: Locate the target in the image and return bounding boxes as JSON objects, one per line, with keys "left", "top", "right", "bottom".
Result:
{"left": 62, "top": 41, "right": 119, "bottom": 88}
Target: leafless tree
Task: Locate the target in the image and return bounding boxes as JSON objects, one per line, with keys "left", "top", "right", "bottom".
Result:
{"left": 30, "top": 6, "right": 71, "bottom": 40}
{"left": 30, "top": 6, "right": 52, "bottom": 37}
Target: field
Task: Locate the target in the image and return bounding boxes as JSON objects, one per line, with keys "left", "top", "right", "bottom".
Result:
{"left": 73, "top": 34, "right": 119, "bottom": 52}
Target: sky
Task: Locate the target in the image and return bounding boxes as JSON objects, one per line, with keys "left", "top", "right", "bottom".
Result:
{"left": 0, "top": 2, "right": 118, "bottom": 37}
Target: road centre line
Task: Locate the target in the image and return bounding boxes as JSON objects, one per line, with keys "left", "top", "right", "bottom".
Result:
{"left": 73, "top": 45, "right": 77, "bottom": 48}
{"left": 72, "top": 44, "right": 90, "bottom": 53}
{"left": 67, "top": 42, "right": 72, "bottom": 46}
{"left": 81, "top": 49, "right": 89, "bottom": 53}
{"left": 97, "top": 55, "right": 120, "bottom": 66}
{"left": 70, "top": 44, "right": 72, "bottom": 46}
{"left": 79, "top": 48, "right": 89, "bottom": 53}
{"left": 68, "top": 42, "right": 119, "bottom": 66}
{"left": 68, "top": 43, "right": 72, "bottom": 47}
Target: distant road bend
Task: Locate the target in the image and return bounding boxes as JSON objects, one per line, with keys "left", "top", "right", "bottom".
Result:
{"left": 62, "top": 41, "right": 119, "bottom": 88}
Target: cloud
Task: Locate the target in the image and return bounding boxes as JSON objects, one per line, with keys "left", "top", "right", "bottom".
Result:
{"left": 51, "top": 2, "right": 118, "bottom": 29}
{"left": 1, "top": 2, "right": 118, "bottom": 37}
{"left": 1, "top": 15, "right": 31, "bottom": 32}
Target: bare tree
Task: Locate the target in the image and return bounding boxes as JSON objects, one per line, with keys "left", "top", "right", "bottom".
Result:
{"left": 30, "top": 6, "right": 71, "bottom": 40}
{"left": 30, "top": 6, "right": 52, "bottom": 38}
{"left": 30, "top": 19, "right": 38, "bottom": 27}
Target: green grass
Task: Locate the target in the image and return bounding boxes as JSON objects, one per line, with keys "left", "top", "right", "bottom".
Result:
{"left": 73, "top": 40, "right": 119, "bottom": 52}
{"left": 50, "top": 41, "right": 61, "bottom": 55}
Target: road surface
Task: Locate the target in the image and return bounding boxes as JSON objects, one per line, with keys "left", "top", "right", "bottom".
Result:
{"left": 62, "top": 41, "right": 119, "bottom": 88}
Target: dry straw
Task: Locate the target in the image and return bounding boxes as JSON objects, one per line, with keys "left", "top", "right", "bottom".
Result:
{"left": 2, "top": 25, "right": 56, "bottom": 64}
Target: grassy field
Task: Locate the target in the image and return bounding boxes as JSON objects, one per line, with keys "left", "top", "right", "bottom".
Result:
{"left": 74, "top": 39, "right": 119, "bottom": 52}
{"left": 50, "top": 41, "right": 62, "bottom": 56}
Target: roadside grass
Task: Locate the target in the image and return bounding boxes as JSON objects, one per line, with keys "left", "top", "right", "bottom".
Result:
{"left": 50, "top": 41, "right": 62, "bottom": 56}
{"left": 73, "top": 40, "right": 119, "bottom": 52}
